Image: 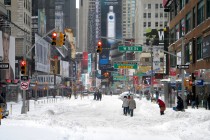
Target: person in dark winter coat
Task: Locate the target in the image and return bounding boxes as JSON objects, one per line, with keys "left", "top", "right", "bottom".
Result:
{"left": 98, "top": 91, "right": 102, "bottom": 101}
{"left": 207, "top": 94, "right": 210, "bottom": 110}
{"left": 195, "top": 94, "right": 199, "bottom": 109}
{"left": 186, "top": 92, "right": 192, "bottom": 106}
{"left": 128, "top": 96, "right": 136, "bottom": 117}
{"left": 191, "top": 93, "right": 196, "bottom": 108}
{"left": 157, "top": 99, "right": 166, "bottom": 115}
{"left": 122, "top": 96, "right": 129, "bottom": 115}
{"left": 176, "top": 96, "right": 184, "bottom": 111}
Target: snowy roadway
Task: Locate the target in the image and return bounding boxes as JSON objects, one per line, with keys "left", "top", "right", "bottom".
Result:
{"left": 1, "top": 95, "right": 210, "bottom": 140}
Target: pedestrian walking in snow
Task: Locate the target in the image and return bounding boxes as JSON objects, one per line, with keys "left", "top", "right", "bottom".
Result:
{"left": 127, "top": 95, "right": 131, "bottom": 114}
{"left": 207, "top": 94, "right": 210, "bottom": 110}
{"left": 191, "top": 93, "right": 196, "bottom": 108}
{"left": 122, "top": 96, "right": 129, "bottom": 115}
{"left": 99, "top": 91, "right": 102, "bottom": 101}
{"left": 157, "top": 99, "right": 166, "bottom": 115}
{"left": 195, "top": 94, "right": 199, "bottom": 109}
{"left": 128, "top": 96, "right": 136, "bottom": 117}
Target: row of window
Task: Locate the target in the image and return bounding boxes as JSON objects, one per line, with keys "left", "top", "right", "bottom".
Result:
{"left": 170, "top": 36, "right": 204, "bottom": 67}
{"left": 144, "top": 3, "right": 163, "bottom": 9}
{"left": 144, "top": 13, "right": 167, "bottom": 18}
{"left": 170, "top": 0, "right": 210, "bottom": 43}
{"left": 143, "top": 22, "right": 168, "bottom": 28}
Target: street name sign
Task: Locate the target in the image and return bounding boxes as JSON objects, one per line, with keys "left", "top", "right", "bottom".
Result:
{"left": 21, "top": 76, "right": 29, "bottom": 81}
{"left": 114, "top": 62, "right": 138, "bottom": 69}
{"left": 118, "top": 46, "right": 142, "bottom": 52}
{"left": 176, "top": 65, "right": 189, "bottom": 69}
{"left": 0, "top": 63, "right": 9, "bottom": 69}
{"left": 113, "top": 75, "right": 127, "bottom": 81}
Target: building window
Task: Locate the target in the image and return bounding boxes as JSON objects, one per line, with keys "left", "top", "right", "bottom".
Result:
{"left": 160, "top": 21, "right": 163, "bottom": 27}
{"left": 145, "top": 58, "right": 149, "bottom": 62}
{"left": 170, "top": 28, "right": 175, "bottom": 44}
{"left": 160, "top": 4, "right": 163, "bottom": 8}
{"left": 197, "top": 0, "right": 204, "bottom": 25}
{"left": 197, "top": 36, "right": 203, "bottom": 60}
{"left": 144, "top": 22, "right": 146, "bottom": 27}
{"left": 180, "top": 0, "right": 185, "bottom": 10}
{"left": 175, "top": 24, "right": 179, "bottom": 41}
{"left": 185, "top": 43, "right": 190, "bottom": 63}
{"left": 155, "top": 13, "right": 158, "bottom": 18}
{"left": 155, "top": 22, "right": 158, "bottom": 27}
{"left": 180, "top": 18, "right": 185, "bottom": 37}
{"left": 164, "top": 22, "right": 168, "bottom": 27}
{"left": 144, "top": 13, "right": 147, "bottom": 18}
{"left": 164, "top": 13, "right": 167, "bottom": 18}
{"left": 160, "top": 13, "right": 163, "bottom": 18}
{"left": 148, "top": 22, "right": 151, "bottom": 27}
{"left": 148, "top": 4, "right": 151, "bottom": 9}
{"left": 207, "top": 0, "right": 210, "bottom": 18}
{"left": 4, "top": 0, "right": 11, "bottom": 5}
{"left": 148, "top": 13, "right": 151, "bottom": 18}
{"left": 193, "top": 7, "right": 196, "bottom": 28}
{"left": 155, "top": 4, "right": 158, "bottom": 9}
{"left": 185, "top": 12, "right": 191, "bottom": 33}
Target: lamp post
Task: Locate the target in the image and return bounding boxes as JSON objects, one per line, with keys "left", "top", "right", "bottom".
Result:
{"left": 149, "top": 36, "right": 155, "bottom": 100}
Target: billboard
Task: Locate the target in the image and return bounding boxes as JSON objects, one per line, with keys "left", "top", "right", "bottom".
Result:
{"left": 35, "top": 34, "right": 50, "bottom": 73}
{"left": 88, "top": 53, "right": 92, "bottom": 73}
{"left": 100, "top": 0, "right": 122, "bottom": 69}
{"left": 0, "top": 31, "right": 15, "bottom": 80}
{"left": 38, "top": 9, "right": 46, "bottom": 36}
{"left": 60, "top": 60, "right": 69, "bottom": 77}
{"left": 82, "top": 52, "right": 88, "bottom": 73}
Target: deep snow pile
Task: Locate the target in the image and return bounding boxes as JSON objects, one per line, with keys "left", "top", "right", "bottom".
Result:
{"left": 1, "top": 95, "right": 210, "bottom": 140}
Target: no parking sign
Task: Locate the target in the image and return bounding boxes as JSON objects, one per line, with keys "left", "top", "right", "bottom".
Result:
{"left": 20, "top": 81, "right": 29, "bottom": 90}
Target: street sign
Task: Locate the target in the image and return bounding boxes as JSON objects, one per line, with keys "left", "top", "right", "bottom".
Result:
{"left": 114, "top": 62, "right": 138, "bottom": 69}
{"left": 113, "top": 75, "right": 127, "bottom": 81}
{"left": 20, "top": 81, "right": 29, "bottom": 90}
{"left": 118, "top": 46, "right": 142, "bottom": 52}
{"left": 176, "top": 65, "right": 189, "bottom": 69}
{"left": 0, "top": 63, "right": 9, "bottom": 69}
{"left": 21, "top": 76, "right": 29, "bottom": 81}
{"left": 100, "top": 64, "right": 112, "bottom": 69}
{"left": 195, "top": 80, "right": 204, "bottom": 86}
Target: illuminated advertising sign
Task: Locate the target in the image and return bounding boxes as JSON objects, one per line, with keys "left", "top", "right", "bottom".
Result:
{"left": 100, "top": 0, "right": 122, "bottom": 69}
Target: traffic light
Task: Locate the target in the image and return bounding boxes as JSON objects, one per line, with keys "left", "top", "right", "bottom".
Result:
{"left": 96, "top": 40, "right": 102, "bottom": 53}
{"left": 103, "top": 72, "right": 109, "bottom": 78}
{"left": 20, "top": 60, "right": 27, "bottom": 75}
{"left": 59, "top": 32, "right": 66, "bottom": 46}
{"left": 51, "top": 32, "right": 57, "bottom": 46}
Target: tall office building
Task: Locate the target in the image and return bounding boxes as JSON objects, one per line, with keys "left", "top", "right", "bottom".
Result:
{"left": 122, "top": 0, "right": 136, "bottom": 39}
{"left": 4, "top": 0, "right": 32, "bottom": 57}
{"left": 135, "top": 0, "right": 168, "bottom": 46}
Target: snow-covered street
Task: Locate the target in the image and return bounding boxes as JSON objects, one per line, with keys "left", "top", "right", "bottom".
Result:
{"left": 1, "top": 95, "right": 210, "bottom": 140}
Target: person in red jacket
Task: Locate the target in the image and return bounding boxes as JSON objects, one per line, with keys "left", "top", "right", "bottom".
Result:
{"left": 157, "top": 99, "right": 166, "bottom": 115}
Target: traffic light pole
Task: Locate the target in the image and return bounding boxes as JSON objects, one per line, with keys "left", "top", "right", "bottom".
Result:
{"left": 21, "top": 28, "right": 56, "bottom": 114}
{"left": 21, "top": 32, "right": 27, "bottom": 114}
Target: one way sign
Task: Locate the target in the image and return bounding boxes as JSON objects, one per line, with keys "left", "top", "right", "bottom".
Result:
{"left": 177, "top": 65, "right": 189, "bottom": 69}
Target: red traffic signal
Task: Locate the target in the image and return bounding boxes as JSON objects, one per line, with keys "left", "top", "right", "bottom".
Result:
{"left": 98, "top": 41, "right": 102, "bottom": 46}
{"left": 20, "top": 60, "right": 27, "bottom": 75}
{"left": 21, "top": 60, "right": 26, "bottom": 66}
{"left": 52, "top": 32, "right": 57, "bottom": 37}
{"left": 51, "top": 32, "right": 57, "bottom": 46}
{"left": 97, "top": 41, "right": 102, "bottom": 53}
